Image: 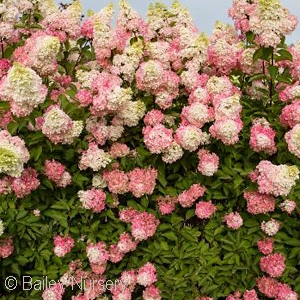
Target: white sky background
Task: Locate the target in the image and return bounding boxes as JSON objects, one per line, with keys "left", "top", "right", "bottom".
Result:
{"left": 55, "top": 0, "right": 300, "bottom": 44}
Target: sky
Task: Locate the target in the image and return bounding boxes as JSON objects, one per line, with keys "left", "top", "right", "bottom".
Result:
{"left": 55, "top": 0, "right": 300, "bottom": 44}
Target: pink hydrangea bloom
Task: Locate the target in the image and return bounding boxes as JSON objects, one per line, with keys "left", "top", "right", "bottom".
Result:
{"left": 86, "top": 242, "right": 109, "bottom": 265}
{"left": 109, "top": 143, "right": 130, "bottom": 158}
{"left": 256, "top": 276, "right": 279, "bottom": 298}
{"left": 244, "top": 191, "right": 275, "bottom": 215}
{"left": 76, "top": 89, "right": 93, "bottom": 107}
{"left": 0, "top": 130, "right": 30, "bottom": 178}
{"left": 243, "top": 289, "right": 259, "bottom": 300}
{"left": 109, "top": 244, "right": 125, "bottom": 263}
{"left": 103, "top": 169, "right": 129, "bottom": 194}
{"left": 279, "top": 200, "right": 296, "bottom": 214}
{"left": 157, "top": 195, "right": 178, "bottom": 215}
{"left": 119, "top": 207, "right": 139, "bottom": 223}
{"left": 128, "top": 168, "right": 158, "bottom": 198}
{"left": 120, "top": 270, "right": 137, "bottom": 291}
{"left": 280, "top": 100, "right": 300, "bottom": 128}
{"left": 44, "top": 160, "right": 71, "bottom": 188}
{"left": 276, "top": 283, "right": 298, "bottom": 300}
{"left": 253, "top": 161, "right": 299, "bottom": 196}
{"left": 143, "top": 285, "right": 162, "bottom": 300}
{"left": 136, "top": 60, "right": 163, "bottom": 90}
{"left": 178, "top": 184, "right": 206, "bottom": 208}
{"left": 249, "top": 119, "right": 277, "bottom": 155}
{"left": 42, "top": 283, "right": 65, "bottom": 300}
{"left": 212, "top": 92, "right": 242, "bottom": 120}
{"left": 175, "top": 124, "right": 209, "bottom": 152}
{"left": 195, "top": 201, "right": 217, "bottom": 219}
{"left": 53, "top": 235, "right": 74, "bottom": 257}
{"left": 209, "top": 118, "right": 243, "bottom": 145}
{"left": 11, "top": 168, "right": 40, "bottom": 198}
{"left": 224, "top": 212, "right": 243, "bottom": 230}
{"left": 259, "top": 253, "right": 286, "bottom": 278}
{"left": 197, "top": 149, "right": 219, "bottom": 176}
{"left": 285, "top": 124, "right": 300, "bottom": 158}
{"left": 131, "top": 212, "right": 160, "bottom": 241}
{"left": 261, "top": 219, "right": 280, "bottom": 236}
{"left": 78, "top": 188, "right": 106, "bottom": 213}
{"left": 117, "top": 232, "right": 138, "bottom": 254}
{"left": 13, "top": 32, "right": 60, "bottom": 75}
{"left": 0, "top": 238, "right": 14, "bottom": 258}
{"left": 143, "top": 124, "right": 173, "bottom": 154}
{"left": 79, "top": 142, "right": 112, "bottom": 171}
{"left": 144, "top": 109, "right": 165, "bottom": 127}
{"left": 38, "top": 105, "right": 83, "bottom": 145}
{"left": 0, "top": 62, "right": 47, "bottom": 117}
{"left": 111, "top": 287, "right": 132, "bottom": 300}
{"left": 257, "top": 238, "right": 273, "bottom": 255}
{"left": 279, "top": 82, "right": 300, "bottom": 102}
{"left": 181, "top": 102, "right": 214, "bottom": 128}
{"left": 137, "top": 262, "right": 157, "bottom": 287}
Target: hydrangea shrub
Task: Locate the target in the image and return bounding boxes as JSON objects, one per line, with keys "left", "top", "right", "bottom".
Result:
{"left": 0, "top": 0, "right": 300, "bottom": 299}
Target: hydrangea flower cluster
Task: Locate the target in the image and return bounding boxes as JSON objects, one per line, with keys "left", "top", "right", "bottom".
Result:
{"left": 251, "top": 161, "right": 300, "bottom": 196}
{"left": 53, "top": 235, "right": 75, "bottom": 257}
{"left": 0, "top": 63, "right": 47, "bottom": 117}
{"left": 44, "top": 160, "right": 72, "bottom": 187}
{"left": 1, "top": 0, "right": 300, "bottom": 299}
{"left": 0, "top": 130, "right": 29, "bottom": 178}
{"left": 77, "top": 188, "right": 106, "bottom": 213}
{"left": 36, "top": 105, "right": 83, "bottom": 145}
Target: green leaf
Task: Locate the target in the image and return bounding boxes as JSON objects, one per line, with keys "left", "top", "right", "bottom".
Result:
{"left": 276, "top": 49, "right": 293, "bottom": 62}
{"left": 162, "top": 231, "right": 177, "bottom": 241}
{"left": 157, "top": 163, "right": 168, "bottom": 187}
{"left": 268, "top": 65, "right": 278, "bottom": 80}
